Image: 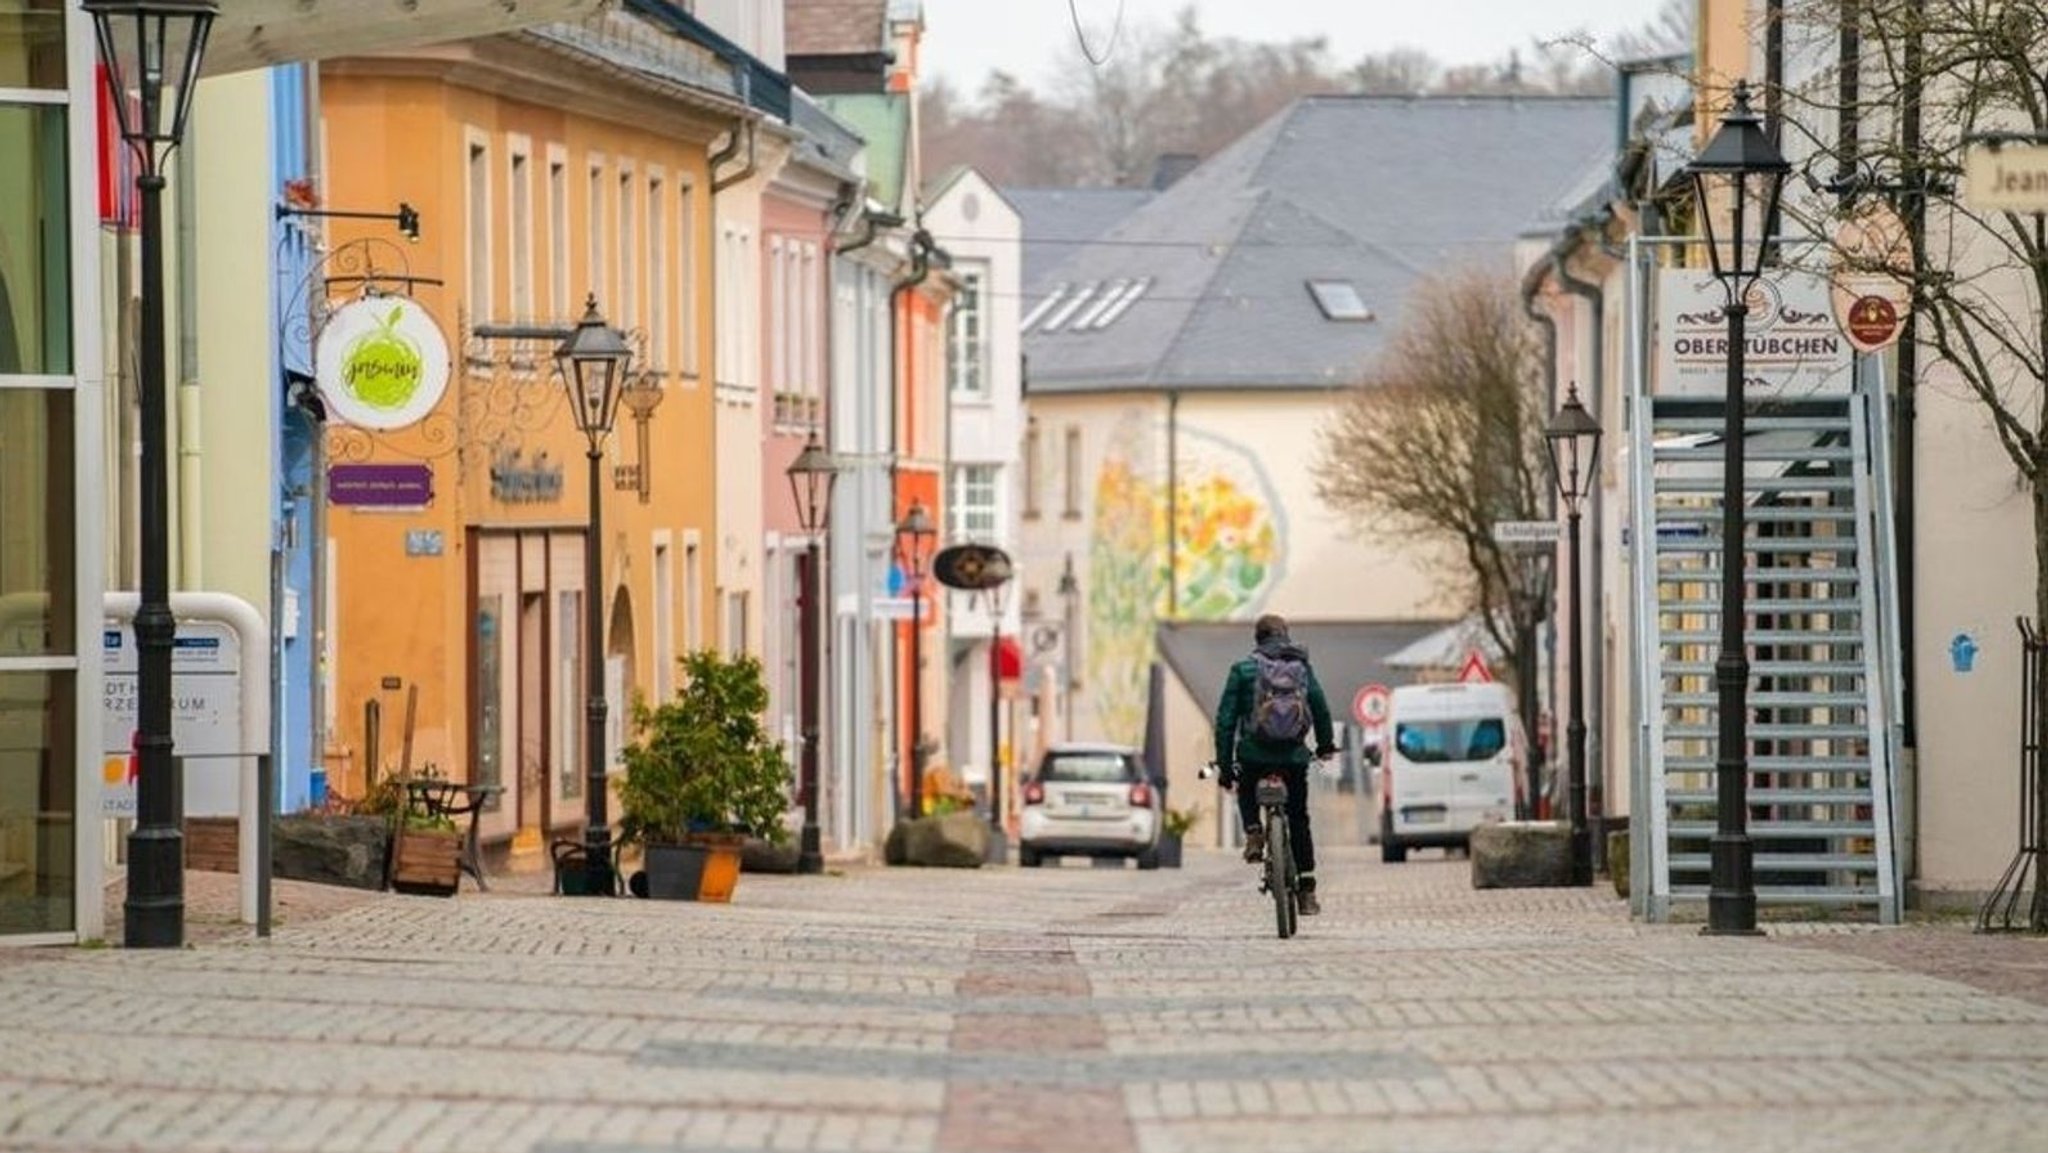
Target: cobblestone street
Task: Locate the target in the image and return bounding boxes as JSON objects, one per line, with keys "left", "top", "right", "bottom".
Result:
{"left": 5, "top": 849, "right": 2048, "bottom": 1152}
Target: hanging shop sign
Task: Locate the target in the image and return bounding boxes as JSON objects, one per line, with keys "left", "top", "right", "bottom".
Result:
{"left": 329, "top": 462, "right": 435, "bottom": 507}
{"left": 1655, "top": 268, "right": 1853, "bottom": 399}
{"left": 315, "top": 296, "right": 451, "bottom": 430}
{"left": 1830, "top": 201, "right": 1913, "bottom": 354}
{"left": 932, "top": 544, "right": 1015, "bottom": 592}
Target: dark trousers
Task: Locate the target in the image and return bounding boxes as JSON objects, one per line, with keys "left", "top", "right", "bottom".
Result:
{"left": 1236, "top": 761, "right": 1315, "bottom": 882}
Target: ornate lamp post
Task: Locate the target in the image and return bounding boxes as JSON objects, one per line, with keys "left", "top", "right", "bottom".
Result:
{"left": 1685, "top": 80, "right": 1790, "bottom": 936}
{"left": 786, "top": 434, "right": 840, "bottom": 874}
{"left": 894, "top": 502, "right": 937, "bottom": 817}
{"left": 554, "top": 295, "right": 634, "bottom": 895}
{"left": 86, "top": 0, "right": 218, "bottom": 949}
{"left": 1545, "top": 384, "right": 1603, "bottom": 888}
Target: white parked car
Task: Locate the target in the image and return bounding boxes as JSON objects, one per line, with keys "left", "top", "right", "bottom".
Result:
{"left": 1018, "top": 743, "right": 1162, "bottom": 869}
{"left": 1377, "top": 682, "right": 1524, "bottom": 862}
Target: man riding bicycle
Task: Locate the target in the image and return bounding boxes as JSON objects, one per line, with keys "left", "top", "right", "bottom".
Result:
{"left": 1212, "top": 614, "right": 1336, "bottom": 915}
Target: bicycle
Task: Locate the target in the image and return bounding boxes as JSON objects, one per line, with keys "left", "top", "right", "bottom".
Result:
{"left": 1201, "top": 761, "right": 1300, "bottom": 939}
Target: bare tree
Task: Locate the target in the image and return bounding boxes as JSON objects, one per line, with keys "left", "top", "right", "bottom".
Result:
{"left": 1313, "top": 268, "right": 1553, "bottom": 787}
{"left": 1767, "top": 0, "right": 2048, "bottom": 623}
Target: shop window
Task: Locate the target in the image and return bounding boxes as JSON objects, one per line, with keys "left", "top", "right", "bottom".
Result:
{"left": 0, "top": 670, "right": 75, "bottom": 936}
{"left": 0, "top": 104, "right": 71, "bottom": 376}
{"left": 0, "top": 1, "right": 65, "bottom": 90}
{"left": 0, "top": 388, "right": 74, "bottom": 655}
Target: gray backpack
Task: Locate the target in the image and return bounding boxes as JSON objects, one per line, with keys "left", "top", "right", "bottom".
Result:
{"left": 1249, "top": 651, "right": 1311, "bottom": 742}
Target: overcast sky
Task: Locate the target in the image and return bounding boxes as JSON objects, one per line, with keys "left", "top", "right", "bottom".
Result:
{"left": 920, "top": 0, "right": 1671, "bottom": 94}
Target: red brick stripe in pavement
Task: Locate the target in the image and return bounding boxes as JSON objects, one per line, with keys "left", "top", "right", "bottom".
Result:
{"left": 938, "top": 933, "right": 1137, "bottom": 1153}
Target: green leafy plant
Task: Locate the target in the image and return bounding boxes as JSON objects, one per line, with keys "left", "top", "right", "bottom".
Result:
{"left": 1163, "top": 806, "right": 1200, "bottom": 839}
{"left": 618, "top": 649, "right": 793, "bottom": 846}
{"left": 927, "top": 794, "right": 968, "bottom": 818}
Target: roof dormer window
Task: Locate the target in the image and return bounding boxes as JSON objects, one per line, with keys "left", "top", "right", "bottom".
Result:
{"left": 1307, "top": 279, "right": 1374, "bottom": 322}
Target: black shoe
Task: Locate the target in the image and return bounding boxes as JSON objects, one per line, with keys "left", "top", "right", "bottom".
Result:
{"left": 1297, "top": 889, "right": 1322, "bottom": 916}
{"left": 1242, "top": 829, "right": 1266, "bottom": 863}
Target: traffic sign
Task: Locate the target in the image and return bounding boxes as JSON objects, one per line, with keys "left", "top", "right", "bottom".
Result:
{"left": 1492, "top": 520, "right": 1561, "bottom": 548}
{"left": 1457, "top": 649, "right": 1494, "bottom": 684}
{"left": 1352, "top": 682, "right": 1391, "bottom": 729}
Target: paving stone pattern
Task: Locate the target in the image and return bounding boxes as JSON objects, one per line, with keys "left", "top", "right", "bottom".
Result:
{"left": 4, "top": 848, "right": 2048, "bottom": 1151}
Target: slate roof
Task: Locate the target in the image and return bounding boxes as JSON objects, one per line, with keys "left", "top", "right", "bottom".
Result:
{"left": 1005, "top": 187, "right": 1156, "bottom": 295}
{"left": 1022, "top": 95, "right": 1613, "bottom": 393}
{"left": 786, "top": 0, "right": 888, "bottom": 56}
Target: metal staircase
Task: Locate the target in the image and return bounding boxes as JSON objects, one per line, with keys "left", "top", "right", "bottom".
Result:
{"left": 1630, "top": 374, "right": 1904, "bottom": 923}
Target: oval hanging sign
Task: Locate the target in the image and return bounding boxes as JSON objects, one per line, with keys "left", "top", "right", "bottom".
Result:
{"left": 932, "top": 543, "right": 1014, "bottom": 591}
{"left": 315, "top": 296, "right": 451, "bottom": 431}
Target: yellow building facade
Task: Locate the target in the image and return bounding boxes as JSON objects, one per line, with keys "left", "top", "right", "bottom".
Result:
{"left": 315, "top": 27, "right": 741, "bottom": 858}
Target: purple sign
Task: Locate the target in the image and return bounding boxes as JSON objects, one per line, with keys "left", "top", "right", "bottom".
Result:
{"left": 329, "top": 463, "right": 434, "bottom": 508}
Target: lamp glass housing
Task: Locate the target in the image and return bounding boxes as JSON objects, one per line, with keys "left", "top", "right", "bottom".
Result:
{"left": 554, "top": 294, "right": 633, "bottom": 443}
{"left": 84, "top": 0, "right": 216, "bottom": 154}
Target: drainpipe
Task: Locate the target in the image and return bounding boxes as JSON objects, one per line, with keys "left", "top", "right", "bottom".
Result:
{"left": 887, "top": 225, "right": 937, "bottom": 809}
{"left": 1551, "top": 222, "right": 1609, "bottom": 873}
{"left": 176, "top": 113, "right": 203, "bottom": 589}
{"left": 1517, "top": 259, "right": 1559, "bottom": 822}
{"left": 305, "top": 61, "right": 329, "bottom": 793}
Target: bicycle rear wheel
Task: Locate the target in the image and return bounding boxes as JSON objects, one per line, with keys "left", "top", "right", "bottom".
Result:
{"left": 1267, "top": 814, "right": 1296, "bottom": 938}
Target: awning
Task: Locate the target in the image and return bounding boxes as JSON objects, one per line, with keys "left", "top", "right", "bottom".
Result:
{"left": 1383, "top": 616, "right": 1505, "bottom": 671}
{"left": 1155, "top": 618, "right": 1453, "bottom": 722}
{"left": 202, "top": 0, "right": 612, "bottom": 77}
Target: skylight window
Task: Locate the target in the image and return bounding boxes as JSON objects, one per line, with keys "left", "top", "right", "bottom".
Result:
{"left": 1089, "top": 278, "right": 1152, "bottom": 329}
{"left": 1307, "top": 280, "right": 1374, "bottom": 322}
{"left": 1040, "top": 281, "right": 1100, "bottom": 332}
{"left": 1021, "top": 283, "right": 1069, "bottom": 332}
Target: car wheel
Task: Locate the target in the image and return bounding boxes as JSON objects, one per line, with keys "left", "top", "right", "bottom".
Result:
{"left": 1136, "top": 846, "right": 1160, "bottom": 870}
{"left": 1379, "top": 813, "right": 1407, "bottom": 863}
{"left": 1019, "top": 845, "right": 1042, "bottom": 868}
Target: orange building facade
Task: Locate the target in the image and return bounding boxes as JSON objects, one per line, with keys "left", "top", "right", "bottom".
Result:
{"left": 315, "top": 28, "right": 739, "bottom": 858}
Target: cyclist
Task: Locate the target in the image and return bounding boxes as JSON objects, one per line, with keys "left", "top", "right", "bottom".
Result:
{"left": 1212, "top": 613, "right": 1336, "bottom": 915}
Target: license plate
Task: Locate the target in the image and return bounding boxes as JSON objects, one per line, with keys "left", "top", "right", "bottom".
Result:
{"left": 1403, "top": 806, "right": 1447, "bottom": 824}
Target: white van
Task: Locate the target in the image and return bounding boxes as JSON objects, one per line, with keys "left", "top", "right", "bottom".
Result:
{"left": 1375, "top": 682, "right": 1524, "bottom": 862}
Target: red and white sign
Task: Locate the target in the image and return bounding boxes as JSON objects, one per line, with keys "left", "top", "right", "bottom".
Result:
{"left": 1353, "top": 683, "right": 1391, "bottom": 729}
{"left": 1456, "top": 649, "right": 1494, "bottom": 684}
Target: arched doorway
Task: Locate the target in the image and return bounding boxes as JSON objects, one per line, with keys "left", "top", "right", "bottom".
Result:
{"left": 606, "top": 587, "right": 636, "bottom": 768}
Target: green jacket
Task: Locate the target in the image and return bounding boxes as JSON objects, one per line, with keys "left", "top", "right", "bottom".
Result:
{"left": 1213, "top": 641, "right": 1336, "bottom": 768}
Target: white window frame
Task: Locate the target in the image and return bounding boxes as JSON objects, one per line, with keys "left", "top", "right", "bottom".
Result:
{"left": 768, "top": 235, "right": 787, "bottom": 402}
{"left": 464, "top": 127, "right": 492, "bottom": 326}
{"left": 683, "top": 531, "right": 703, "bottom": 652}
{"left": 507, "top": 135, "right": 534, "bottom": 322}
{"left": 1064, "top": 425, "right": 1083, "bottom": 518}
{"left": 546, "top": 145, "right": 569, "bottom": 319}
{"left": 678, "top": 181, "right": 698, "bottom": 379}
{"left": 801, "top": 242, "right": 821, "bottom": 424}
{"left": 586, "top": 154, "right": 606, "bottom": 309}
{"left": 949, "top": 463, "right": 1000, "bottom": 542}
{"left": 648, "top": 167, "right": 668, "bottom": 375}
{"left": 618, "top": 162, "right": 637, "bottom": 338}
{"left": 948, "top": 264, "right": 988, "bottom": 398}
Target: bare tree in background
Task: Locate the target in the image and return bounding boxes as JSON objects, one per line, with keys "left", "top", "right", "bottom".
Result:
{"left": 1313, "top": 268, "right": 1553, "bottom": 801}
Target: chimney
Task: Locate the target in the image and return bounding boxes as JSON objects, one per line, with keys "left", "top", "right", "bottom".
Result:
{"left": 1150, "top": 152, "right": 1199, "bottom": 190}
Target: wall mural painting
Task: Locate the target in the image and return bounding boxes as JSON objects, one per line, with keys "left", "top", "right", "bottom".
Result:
{"left": 1086, "top": 418, "right": 1287, "bottom": 744}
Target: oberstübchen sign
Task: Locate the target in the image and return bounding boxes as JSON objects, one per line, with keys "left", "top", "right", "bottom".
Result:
{"left": 1656, "top": 268, "right": 1853, "bottom": 399}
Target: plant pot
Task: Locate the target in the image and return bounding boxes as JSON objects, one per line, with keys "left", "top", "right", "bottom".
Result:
{"left": 644, "top": 842, "right": 710, "bottom": 900}
{"left": 390, "top": 827, "right": 461, "bottom": 897}
{"left": 183, "top": 817, "right": 240, "bottom": 874}
{"left": 696, "top": 843, "right": 742, "bottom": 903}
{"left": 1156, "top": 833, "right": 1185, "bottom": 869}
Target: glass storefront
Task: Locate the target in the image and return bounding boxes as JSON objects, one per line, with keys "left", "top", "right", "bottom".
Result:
{"left": 0, "top": 670, "right": 75, "bottom": 936}
{"left": 0, "top": 102, "right": 71, "bottom": 376}
{"left": 0, "top": 1, "right": 66, "bottom": 91}
{"left": 1, "top": 2, "right": 86, "bottom": 940}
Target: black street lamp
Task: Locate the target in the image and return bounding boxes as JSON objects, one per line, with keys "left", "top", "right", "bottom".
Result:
{"left": 894, "top": 502, "right": 937, "bottom": 818}
{"left": 554, "top": 295, "right": 635, "bottom": 896}
{"left": 87, "top": 0, "right": 218, "bottom": 949}
{"left": 786, "top": 433, "right": 840, "bottom": 874}
{"left": 1685, "top": 80, "right": 1789, "bottom": 936}
{"left": 1545, "top": 383, "right": 1602, "bottom": 888}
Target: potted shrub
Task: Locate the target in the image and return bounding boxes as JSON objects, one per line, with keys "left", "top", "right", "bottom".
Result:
{"left": 1158, "top": 806, "right": 1199, "bottom": 869}
{"left": 619, "top": 649, "right": 792, "bottom": 902}
{"left": 385, "top": 766, "right": 462, "bottom": 897}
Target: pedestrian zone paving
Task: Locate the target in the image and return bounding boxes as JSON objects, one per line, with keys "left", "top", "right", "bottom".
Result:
{"left": 4, "top": 847, "right": 2048, "bottom": 1152}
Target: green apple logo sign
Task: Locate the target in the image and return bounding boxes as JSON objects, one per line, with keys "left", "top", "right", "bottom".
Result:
{"left": 314, "top": 296, "right": 451, "bottom": 431}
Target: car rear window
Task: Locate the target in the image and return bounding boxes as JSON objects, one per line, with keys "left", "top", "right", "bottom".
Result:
{"left": 1394, "top": 719, "right": 1506, "bottom": 763}
{"left": 1039, "top": 754, "right": 1136, "bottom": 783}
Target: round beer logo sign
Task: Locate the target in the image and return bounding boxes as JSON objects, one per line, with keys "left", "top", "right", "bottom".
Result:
{"left": 1846, "top": 294, "right": 1901, "bottom": 350}
{"left": 314, "top": 296, "right": 451, "bottom": 430}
